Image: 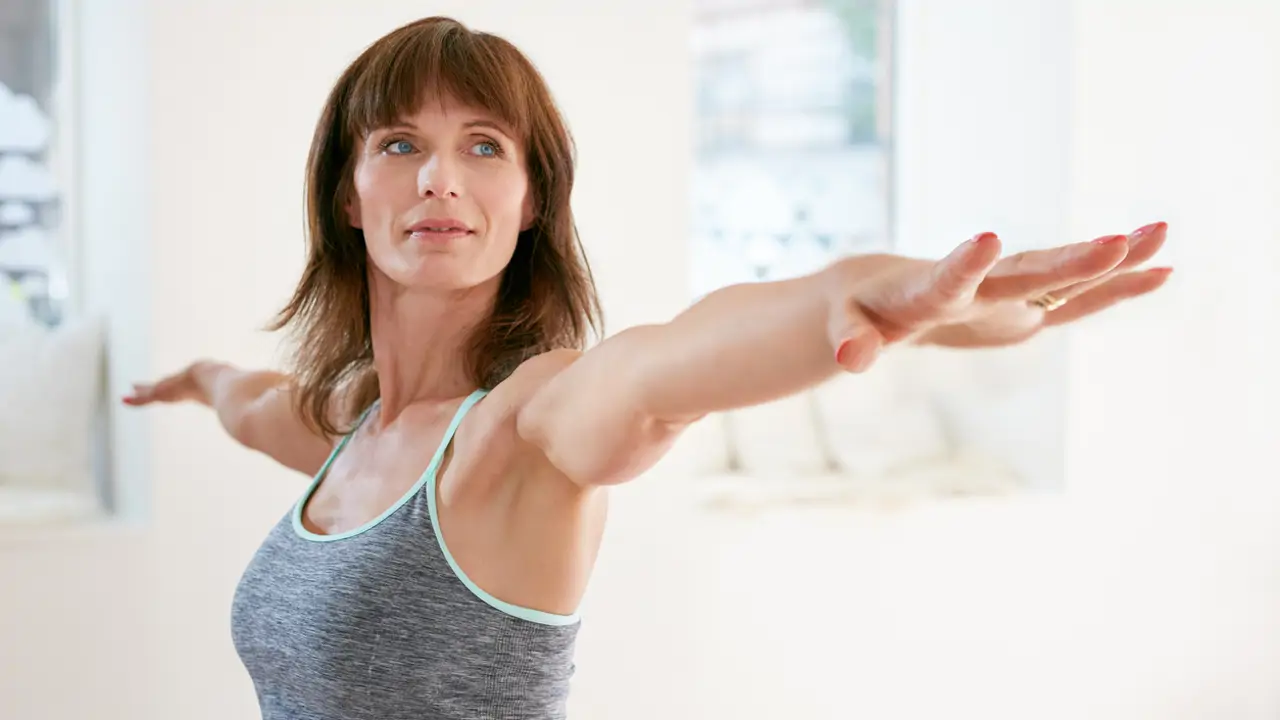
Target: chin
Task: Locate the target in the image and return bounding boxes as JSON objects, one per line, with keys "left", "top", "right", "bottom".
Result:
{"left": 368, "top": 237, "right": 514, "bottom": 292}
{"left": 384, "top": 259, "right": 507, "bottom": 295}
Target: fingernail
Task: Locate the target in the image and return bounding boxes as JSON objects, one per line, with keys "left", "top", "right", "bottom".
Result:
{"left": 1093, "top": 234, "right": 1128, "bottom": 245}
{"left": 837, "top": 339, "right": 876, "bottom": 373}
{"left": 1132, "top": 221, "right": 1167, "bottom": 237}
{"left": 835, "top": 338, "right": 854, "bottom": 366}
{"left": 970, "top": 232, "right": 998, "bottom": 245}
{"left": 1148, "top": 266, "right": 1173, "bottom": 276}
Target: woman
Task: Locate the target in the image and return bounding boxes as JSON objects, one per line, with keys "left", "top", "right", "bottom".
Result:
{"left": 124, "top": 15, "right": 1170, "bottom": 720}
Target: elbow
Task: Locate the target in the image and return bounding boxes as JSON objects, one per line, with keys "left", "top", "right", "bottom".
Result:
{"left": 219, "top": 396, "right": 271, "bottom": 453}
{"left": 541, "top": 412, "right": 688, "bottom": 488}
{"left": 221, "top": 406, "right": 257, "bottom": 450}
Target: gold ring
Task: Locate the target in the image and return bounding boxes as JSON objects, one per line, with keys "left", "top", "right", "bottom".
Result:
{"left": 1030, "top": 293, "right": 1067, "bottom": 311}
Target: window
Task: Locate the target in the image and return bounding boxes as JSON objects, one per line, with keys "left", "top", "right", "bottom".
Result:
{"left": 0, "top": 0, "right": 66, "bottom": 327}
{"left": 0, "top": 0, "right": 103, "bottom": 524}
{"left": 687, "top": 1, "right": 1048, "bottom": 505}
{"left": 691, "top": 0, "right": 895, "bottom": 298}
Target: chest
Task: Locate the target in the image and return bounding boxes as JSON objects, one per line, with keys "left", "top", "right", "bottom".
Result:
{"left": 229, "top": 524, "right": 515, "bottom": 717}
{"left": 300, "top": 408, "right": 512, "bottom": 537}
{"left": 301, "top": 448, "right": 430, "bottom": 536}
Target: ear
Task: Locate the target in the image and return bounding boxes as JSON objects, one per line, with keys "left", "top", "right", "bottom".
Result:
{"left": 345, "top": 197, "right": 363, "bottom": 229}
{"left": 339, "top": 175, "right": 363, "bottom": 229}
{"left": 520, "top": 191, "right": 536, "bottom": 232}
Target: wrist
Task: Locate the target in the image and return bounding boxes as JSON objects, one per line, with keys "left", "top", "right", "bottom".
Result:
{"left": 819, "top": 253, "right": 898, "bottom": 301}
{"left": 186, "top": 360, "right": 233, "bottom": 406}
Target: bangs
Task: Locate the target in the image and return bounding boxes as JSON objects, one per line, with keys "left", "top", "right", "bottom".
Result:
{"left": 344, "top": 21, "right": 531, "bottom": 141}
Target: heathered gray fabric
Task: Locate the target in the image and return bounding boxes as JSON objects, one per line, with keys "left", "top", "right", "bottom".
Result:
{"left": 230, "top": 390, "right": 580, "bottom": 720}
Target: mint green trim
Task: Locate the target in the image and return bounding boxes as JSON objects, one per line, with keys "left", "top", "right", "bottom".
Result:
{"left": 290, "top": 390, "right": 580, "bottom": 624}
{"left": 425, "top": 392, "right": 582, "bottom": 627}
{"left": 292, "top": 400, "right": 384, "bottom": 542}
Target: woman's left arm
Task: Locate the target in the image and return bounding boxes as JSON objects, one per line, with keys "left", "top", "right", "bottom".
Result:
{"left": 513, "top": 264, "right": 852, "bottom": 487}
{"left": 517, "top": 225, "right": 1170, "bottom": 487}
{"left": 514, "top": 247, "right": 964, "bottom": 488}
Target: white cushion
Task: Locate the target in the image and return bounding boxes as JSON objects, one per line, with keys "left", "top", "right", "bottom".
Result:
{"left": 0, "top": 316, "right": 105, "bottom": 493}
{"left": 725, "top": 391, "right": 830, "bottom": 476}
{"left": 913, "top": 336, "right": 1068, "bottom": 488}
{"left": 810, "top": 353, "right": 952, "bottom": 477}
{"left": 691, "top": 452, "right": 1024, "bottom": 514}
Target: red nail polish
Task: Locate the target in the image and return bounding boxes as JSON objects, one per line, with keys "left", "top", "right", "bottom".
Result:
{"left": 970, "top": 232, "right": 997, "bottom": 245}
{"left": 835, "top": 339, "right": 853, "bottom": 366}
{"left": 1133, "top": 221, "right": 1167, "bottom": 236}
{"left": 1093, "top": 234, "right": 1128, "bottom": 245}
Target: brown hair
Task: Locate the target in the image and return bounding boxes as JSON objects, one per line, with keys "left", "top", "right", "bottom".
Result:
{"left": 271, "top": 16, "right": 602, "bottom": 437}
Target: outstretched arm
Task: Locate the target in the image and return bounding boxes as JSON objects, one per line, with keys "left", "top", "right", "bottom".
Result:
{"left": 124, "top": 361, "right": 335, "bottom": 476}
{"left": 514, "top": 258, "right": 892, "bottom": 488}
{"left": 517, "top": 224, "right": 1170, "bottom": 487}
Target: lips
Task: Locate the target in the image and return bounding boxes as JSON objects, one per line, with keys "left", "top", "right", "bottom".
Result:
{"left": 406, "top": 217, "right": 474, "bottom": 235}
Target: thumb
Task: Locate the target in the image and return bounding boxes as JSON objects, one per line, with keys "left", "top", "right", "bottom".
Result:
{"left": 829, "top": 307, "right": 885, "bottom": 373}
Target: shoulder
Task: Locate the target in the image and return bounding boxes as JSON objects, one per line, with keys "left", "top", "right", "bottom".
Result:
{"left": 493, "top": 348, "right": 593, "bottom": 431}
{"left": 457, "top": 348, "right": 583, "bottom": 450}
{"left": 476, "top": 349, "right": 583, "bottom": 423}
{"left": 503, "top": 349, "right": 584, "bottom": 395}
{"left": 469, "top": 349, "right": 596, "bottom": 494}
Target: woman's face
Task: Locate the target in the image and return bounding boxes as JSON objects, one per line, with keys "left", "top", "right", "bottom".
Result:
{"left": 348, "top": 96, "right": 533, "bottom": 293}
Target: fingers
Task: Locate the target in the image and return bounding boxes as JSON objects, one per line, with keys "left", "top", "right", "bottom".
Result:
{"left": 1053, "top": 221, "right": 1169, "bottom": 301}
{"left": 122, "top": 380, "right": 170, "bottom": 406}
{"left": 975, "top": 220, "right": 1169, "bottom": 303}
{"left": 1043, "top": 267, "right": 1172, "bottom": 326}
{"left": 121, "top": 383, "right": 155, "bottom": 406}
{"left": 929, "top": 232, "right": 1003, "bottom": 306}
{"left": 1115, "top": 221, "right": 1168, "bottom": 269}
{"left": 977, "top": 234, "right": 1129, "bottom": 300}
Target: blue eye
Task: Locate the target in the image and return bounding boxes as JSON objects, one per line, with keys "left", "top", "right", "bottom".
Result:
{"left": 472, "top": 141, "right": 499, "bottom": 157}
{"left": 382, "top": 139, "right": 414, "bottom": 155}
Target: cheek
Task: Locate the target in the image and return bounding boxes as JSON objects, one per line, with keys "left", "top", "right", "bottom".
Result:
{"left": 348, "top": 166, "right": 379, "bottom": 226}
{"left": 351, "top": 164, "right": 418, "bottom": 231}
{"left": 352, "top": 166, "right": 389, "bottom": 210}
{"left": 481, "top": 174, "right": 532, "bottom": 227}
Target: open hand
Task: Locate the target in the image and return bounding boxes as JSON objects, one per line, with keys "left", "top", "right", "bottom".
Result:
{"left": 122, "top": 363, "right": 208, "bottom": 406}
{"left": 829, "top": 222, "right": 1171, "bottom": 371}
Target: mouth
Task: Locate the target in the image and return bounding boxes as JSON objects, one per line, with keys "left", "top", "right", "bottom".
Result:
{"left": 406, "top": 218, "right": 475, "bottom": 240}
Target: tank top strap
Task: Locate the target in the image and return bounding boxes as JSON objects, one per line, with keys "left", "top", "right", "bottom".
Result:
{"left": 312, "top": 398, "right": 381, "bottom": 482}
{"left": 422, "top": 388, "right": 488, "bottom": 479}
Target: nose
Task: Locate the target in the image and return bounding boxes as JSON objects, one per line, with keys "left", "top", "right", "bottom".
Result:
{"left": 417, "top": 154, "right": 461, "bottom": 199}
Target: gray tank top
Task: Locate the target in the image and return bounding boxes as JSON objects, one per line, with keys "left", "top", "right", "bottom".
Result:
{"left": 230, "top": 389, "right": 580, "bottom": 719}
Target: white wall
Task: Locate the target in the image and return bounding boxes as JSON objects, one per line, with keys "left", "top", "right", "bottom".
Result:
{"left": 1062, "top": 1, "right": 1280, "bottom": 716}
{"left": 2, "top": 1, "right": 1278, "bottom": 719}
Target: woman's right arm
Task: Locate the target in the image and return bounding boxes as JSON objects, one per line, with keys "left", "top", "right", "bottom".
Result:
{"left": 123, "top": 360, "right": 336, "bottom": 476}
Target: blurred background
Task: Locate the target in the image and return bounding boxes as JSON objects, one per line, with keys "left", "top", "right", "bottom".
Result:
{"left": 1, "top": 1, "right": 1277, "bottom": 718}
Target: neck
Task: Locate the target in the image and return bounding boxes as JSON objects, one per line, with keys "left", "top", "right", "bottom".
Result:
{"left": 367, "top": 270, "right": 498, "bottom": 423}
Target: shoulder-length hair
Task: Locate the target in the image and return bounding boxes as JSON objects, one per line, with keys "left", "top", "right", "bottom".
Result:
{"left": 272, "top": 16, "right": 602, "bottom": 436}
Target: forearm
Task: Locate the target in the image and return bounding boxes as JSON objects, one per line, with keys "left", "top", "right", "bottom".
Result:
{"left": 188, "top": 361, "right": 291, "bottom": 443}
{"left": 631, "top": 264, "right": 847, "bottom": 422}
